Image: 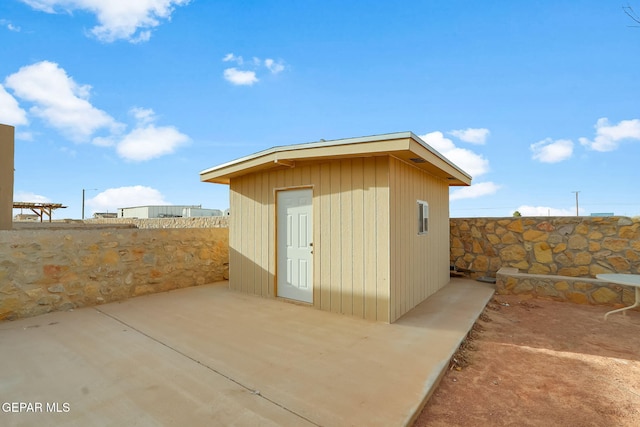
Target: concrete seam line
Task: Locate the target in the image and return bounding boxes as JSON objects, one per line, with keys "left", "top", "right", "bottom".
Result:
{"left": 93, "top": 307, "right": 322, "bottom": 427}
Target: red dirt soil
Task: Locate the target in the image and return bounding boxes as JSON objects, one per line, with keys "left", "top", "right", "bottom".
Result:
{"left": 414, "top": 295, "right": 640, "bottom": 427}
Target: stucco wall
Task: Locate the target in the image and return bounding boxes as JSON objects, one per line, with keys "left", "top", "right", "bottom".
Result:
{"left": 0, "top": 227, "right": 229, "bottom": 320}
{"left": 0, "top": 124, "right": 14, "bottom": 230}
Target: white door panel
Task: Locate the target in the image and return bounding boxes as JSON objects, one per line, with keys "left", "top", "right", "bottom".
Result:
{"left": 277, "top": 189, "right": 313, "bottom": 303}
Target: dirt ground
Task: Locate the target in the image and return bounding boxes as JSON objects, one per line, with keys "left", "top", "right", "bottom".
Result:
{"left": 414, "top": 294, "right": 640, "bottom": 427}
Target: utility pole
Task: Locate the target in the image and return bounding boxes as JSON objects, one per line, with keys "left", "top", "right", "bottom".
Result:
{"left": 82, "top": 188, "right": 97, "bottom": 219}
{"left": 571, "top": 191, "right": 580, "bottom": 216}
{"left": 82, "top": 189, "right": 86, "bottom": 219}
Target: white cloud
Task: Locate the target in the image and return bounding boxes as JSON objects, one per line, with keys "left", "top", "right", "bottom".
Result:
{"left": 86, "top": 185, "right": 168, "bottom": 213}
{"left": 449, "top": 128, "right": 490, "bottom": 144}
{"left": 91, "top": 136, "right": 116, "bottom": 147}
{"left": 222, "top": 53, "right": 243, "bottom": 64}
{"left": 515, "top": 205, "right": 580, "bottom": 217}
{"left": 579, "top": 117, "right": 640, "bottom": 152}
{"left": 130, "top": 106, "right": 155, "bottom": 126}
{"left": 419, "top": 131, "right": 490, "bottom": 178}
{"left": 4, "top": 62, "right": 188, "bottom": 161}
{"left": 420, "top": 131, "right": 455, "bottom": 152}
{"left": 223, "top": 68, "right": 259, "bottom": 86}
{"left": 1, "top": 19, "right": 21, "bottom": 32}
{"left": 0, "top": 84, "right": 28, "bottom": 126}
{"left": 264, "top": 58, "right": 285, "bottom": 74}
{"left": 530, "top": 138, "right": 573, "bottom": 163}
{"left": 13, "top": 191, "right": 51, "bottom": 203}
{"left": 16, "top": 131, "right": 34, "bottom": 141}
{"left": 114, "top": 107, "right": 189, "bottom": 161}
{"left": 221, "top": 54, "right": 285, "bottom": 85}
{"left": 20, "top": 0, "right": 191, "bottom": 43}
{"left": 116, "top": 125, "right": 189, "bottom": 161}
{"left": 4, "top": 61, "right": 121, "bottom": 141}
{"left": 450, "top": 182, "right": 500, "bottom": 201}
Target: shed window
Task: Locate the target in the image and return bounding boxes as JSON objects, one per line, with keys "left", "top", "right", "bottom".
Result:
{"left": 417, "top": 200, "right": 429, "bottom": 235}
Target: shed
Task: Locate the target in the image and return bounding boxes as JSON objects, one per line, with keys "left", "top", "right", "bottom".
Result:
{"left": 200, "top": 132, "right": 471, "bottom": 323}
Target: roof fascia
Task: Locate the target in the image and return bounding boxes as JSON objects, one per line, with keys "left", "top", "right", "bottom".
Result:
{"left": 200, "top": 131, "right": 472, "bottom": 185}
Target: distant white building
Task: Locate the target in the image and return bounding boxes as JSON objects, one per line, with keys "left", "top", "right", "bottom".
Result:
{"left": 14, "top": 213, "right": 39, "bottom": 221}
{"left": 93, "top": 212, "right": 118, "bottom": 219}
{"left": 118, "top": 205, "right": 223, "bottom": 219}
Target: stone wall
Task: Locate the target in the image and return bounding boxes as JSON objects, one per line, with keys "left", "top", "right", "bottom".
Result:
{"left": 0, "top": 227, "right": 229, "bottom": 320}
{"left": 86, "top": 216, "right": 229, "bottom": 229}
{"left": 4, "top": 215, "right": 638, "bottom": 321}
{"left": 451, "top": 216, "right": 640, "bottom": 309}
{"left": 450, "top": 216, "right": 640, "bottom": 279}
{"left": 496, "top": 267, "right": 636, "bottom": 307}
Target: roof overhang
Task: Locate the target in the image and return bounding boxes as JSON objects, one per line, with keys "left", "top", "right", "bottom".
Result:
{"left": 200, "top": 132, "right": 472, "bottom": 186}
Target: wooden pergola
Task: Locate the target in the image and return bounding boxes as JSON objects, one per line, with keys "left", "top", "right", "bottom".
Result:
{"left": 13, "top": 202, "right": 67, "bottom": 222}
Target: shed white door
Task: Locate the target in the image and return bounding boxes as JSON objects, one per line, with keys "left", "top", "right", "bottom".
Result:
{"left": 277, "top": 189, "right": 313, "bottom": 303}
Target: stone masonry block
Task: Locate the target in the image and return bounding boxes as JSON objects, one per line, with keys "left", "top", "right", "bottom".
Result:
{"left": 574, "top": 252, "right": 592, "bottom": 266}
{"left": 591, "top": 287, "right": 620, "bottom": 304}
{"left": 529, "top": 263, "right": 551, "bottom": 275}
{"left": 523, "top": 230, "right": 548, "bottom": 242}
{"left": 487, "top": 234, "right": 501, "bottom": 245}
{"left": 574, "top": 282, "right": 594, "bottom": 291}
{"left": 513, "top": 281, "right": 534, "bottom": 294}
{"left": 607, "top": 256, "right": 630, "bottom": 272}
{"left": 500, "top": 232, "right": 518, "bottom": 244}
{"left": 552, "top": 243, "right": 567, "bottom": 253}
{"left": 568, "top": 235, "right": 588, "bottom": 250}
{"left": 554, "top": 281, "right": 569, "bottom": 291}
{"left": 506, "top": 219, "right": 524, "bottom": 233}
{"left": 535, "top": 283, "right": 560, "bottom": 297}
{"left": 566, "top": 292, "right": 589, "bottom": 305}
{"left": 500, "top": 244, "right": 527, "bottom": 261}
{"left": 602, "top": 237, "right": 628, "bottom": 252}
{"left": 533, "top": 242, "right": 552, "bottom": 263}
{"left": 619, "top": 224, "right": 640, "bottom": 239}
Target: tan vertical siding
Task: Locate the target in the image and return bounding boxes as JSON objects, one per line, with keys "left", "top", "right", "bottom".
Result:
{"left": 351, "top": 158, "right": 365, "bottom": 318}
{"left": 229, "top": 181, "right": 241, "bottom": 293}
{"left": 228, "top": 157, "right": 391, "bottom": 322}
{"left": 319, "top": 162, "right": 332, "bottom": 311}
{"left": 260, "top": 172, "right": 270, "bottom": 296}
{"left": 362, "top": 157, "right": 379, "bottom": 321}
{"left": 329, "top": 161, "right": 342, "bottom": 313}
{"left": 388, "top": 156, "right": 450, "bottom": 322}
{"left": 340, "top": 160, "right": 353, "bottom": 315}
{"left": 374, "top": 157, "right": 390, "bottom": 323}
{"left": 310, "top": 164, "right": 322, "bottom": 305}
{"left": 241, "top": 174, "right": 254, "bottom": 294}
{"left": 251, "top": 175, "right": 260, "bottom": 295}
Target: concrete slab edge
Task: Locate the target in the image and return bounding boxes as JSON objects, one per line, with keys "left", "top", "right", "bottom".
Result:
{"left": 403, "top": 286, "right": 496, "bottom": 426}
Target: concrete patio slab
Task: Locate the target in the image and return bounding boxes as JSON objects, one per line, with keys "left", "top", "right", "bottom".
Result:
{"left": 0, "top": 278, "right": 494, "bottom": 426}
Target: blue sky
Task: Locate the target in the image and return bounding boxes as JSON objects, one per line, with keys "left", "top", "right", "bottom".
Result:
{"left": 1, "top": 0, "right": 639, "bottom": 219}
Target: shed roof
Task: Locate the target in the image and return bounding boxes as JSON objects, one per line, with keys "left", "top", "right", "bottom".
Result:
{"left": 200, "top": 132, "right": 472, "bottom": 186}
